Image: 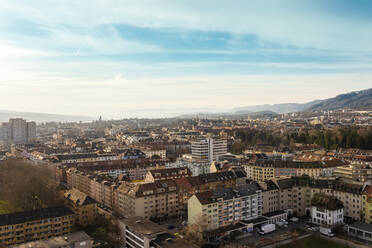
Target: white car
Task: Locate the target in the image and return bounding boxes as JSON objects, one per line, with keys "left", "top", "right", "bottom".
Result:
{"left": 280, "top": 219, "right": 289, "bottom": 225}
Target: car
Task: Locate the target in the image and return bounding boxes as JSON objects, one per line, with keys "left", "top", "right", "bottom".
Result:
{"left": 280, "top": 219, "right": 288, "bottom": 225}
{"left": 289, "top": 217, "right": 299, "bottom": 223}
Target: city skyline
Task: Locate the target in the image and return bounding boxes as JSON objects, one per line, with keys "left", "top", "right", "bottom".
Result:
{"left": 1, "top": 0, "right": 372, "bottom": 118}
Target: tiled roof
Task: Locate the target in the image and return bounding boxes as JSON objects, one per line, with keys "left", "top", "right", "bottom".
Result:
{"left": 65, "top": 188, "right": 96, "bottom": 206}
{"left": 149, "top": 167, "right": 191, "bottom": 179}
{"left": 254, "top": 159, "right": 347, "bottom": 168}
{"left": 195, "top": 184, "right": 261, "bottom": 205}
{"left": 311, "top": 194, "right": 343, "bottom": 210}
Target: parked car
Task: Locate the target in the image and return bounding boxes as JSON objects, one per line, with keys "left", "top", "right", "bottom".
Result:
{"left": 258, "top": 224, "right": 276, "bottom": 235}
{"left": 289, "top": 217, "right": 299, "bottom": 223}
{"left": 320, "top": 227, "right": 334, "bottom": 237}
{"left": 280, "top": 219, "right": 288, "bottom": 225}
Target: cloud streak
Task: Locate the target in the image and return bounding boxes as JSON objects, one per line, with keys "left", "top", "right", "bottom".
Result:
{"left": 0, "top": 0, "right": 371, "bottom": 117}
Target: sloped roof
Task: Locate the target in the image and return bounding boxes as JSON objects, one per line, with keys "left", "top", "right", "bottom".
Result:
{"left": 311, "top": 194, "right": 343, "bottom": 210}
{"left": 65, "top": 188, "right": 96, "bottom": 206}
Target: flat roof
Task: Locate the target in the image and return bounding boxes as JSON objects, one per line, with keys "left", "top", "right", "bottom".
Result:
{"left": 152, "top": 233, "right": 199, "bottom": 248}
{"left": 348, "top": 222, "right": 372, "bottom": 233}
{"left": 13, "top": 232, "right": 92, "bottom": 248}
{"left": 121, "top": 217, "right": 167, "bottom": 237}
{"left": 0, "top": 206, "right": 73, "bottom": 226}
{"left": 204, "top": 222, "right": 247, "bottom": 237}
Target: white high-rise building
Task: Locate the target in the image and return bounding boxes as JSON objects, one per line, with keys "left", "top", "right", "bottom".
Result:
{"left": 191, "top": 137, "right": 227, "bottom": 162}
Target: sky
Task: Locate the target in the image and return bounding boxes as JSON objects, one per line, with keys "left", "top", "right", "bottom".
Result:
{"left": 0, "top": 0, "right": 372, "bottom": 118}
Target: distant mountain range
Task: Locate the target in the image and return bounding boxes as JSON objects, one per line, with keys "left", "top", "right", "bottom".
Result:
{"left": 0, "top": 110, "right": 94, "bottom": 123}
{"left": 232, "top": 100, "right": 323, "bottom": 114}
{"left": 307, "top": 88, "right": 372, "bottom": 111}
{"left": 232, "top": 88, "right": 372, "bottom": 114}
{"left": 177, "top": 110, "right": 278, "bottom": 119}
{"left": 1, "top": 88, "right": 371, "bottom": 122}
{"left": 177, "top": 88, "right": 372, "bottom": 118}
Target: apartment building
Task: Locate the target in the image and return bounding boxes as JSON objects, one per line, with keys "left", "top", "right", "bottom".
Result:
{"left": 175, "top": 171, "right": 245, "bottom": 211}
{"left": 141, "top": 149, "right": 167, "bottom": 160}
{"left": 266, "top": 176, "right": 366, "bottom": 221}
{"left": 0, "top": 118, "right": 36, "bottom": 143}
{"left": 362, "top": 185, "right": 372, "bottom": 224}
{"left": 58, "top": 158, "right": 165, "bottom": 182}
{"left": 166, "top": 159, "right": 210, "bottom": 176}
{"left": 258, "top": 181, "right": 280, "bottom": 214}
{"left": 145, "top": 167, "right": 191, "bottom": 182}
{"left": 66, "top": 168, "right": 119, "bottom": 210}
{"left": 0, "top": 206, "right": 74, "bottom": 247}
{"left": 191, "top": 138, "right": 227, "bottom": 162}
{"left": 311, "top": 194, "right": 344, "bottom": 227}
{"left": 53, "top": 153, "right": 119, "bottom": 164}
{"left": 334, "top": 164, "right": 372, "bottom": 182}
{"left": 188, "top": 184, "right": 262, "bottom": 231}
{"left": 66, "top": 166, "right": 245, "bottom": 219}
{"left": 64, "top": 189, "right": 97, "bottom": 227}
{"left": 117, "top": 180, "right": 179, "bottom": 219}
{"left": 244, "top": 159, "right": 346, "bottom": 182}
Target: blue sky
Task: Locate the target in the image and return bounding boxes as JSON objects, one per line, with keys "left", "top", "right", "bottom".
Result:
{"left": 0, "top": 0, "right": 372, "bottom": 118}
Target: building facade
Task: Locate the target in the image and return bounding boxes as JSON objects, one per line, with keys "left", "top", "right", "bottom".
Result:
{"left": 244, "top": 159, "right": 347, "bottom": 182}
{"left": 64, "top": 189, "right": 97, "bottom": 227}
{"left": 145, "top": 167, "right": 191, "bottom": 182}
{"left": 191, "top": 138, "right": 227, "bottom": 163}
{"left": 268, "top": 176, "right": 366, "bottom": 222}
{"left": 0, "top": 118, "right": 36, "bottom": 143}
{"left": 188, "top": 184, "right": 262, "bottom": 231}
{"left": 311, "top": 194, "right": 344, "bottom": 227}
{"left": 0, "top": 206, "right": 74, "bottom": 247}
{"left": 166, "top": 159, "right": 210, "bottom": 176}
{"left": 117, "top": 180, "right": 179, "bottom": 219}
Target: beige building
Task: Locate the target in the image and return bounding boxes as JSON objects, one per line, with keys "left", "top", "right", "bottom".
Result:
{"left": 66, "top": 168, "right": 119, "bottom": 210}
{"left": 142, "top": 149, "right": 167, "bottom": 160}
{"left": 144, "top": 167, "right": 191, "bottom": 182}
{"left": 334, "top": 164, "right": 372, "bottom": 182}
{"left": 259, "top": 181, "right": 280, "bottom": 214}
{"left": 244, "top": 159, "right": 346, "bottom": 182}
{"left": 64, "top": 189, "right": 98, "bottom": 227}
{"left": 362, "top": 185, "right": 372, "bottom": 224}
{"left": 267, "top": 176, "right": 366, "bottom": 221}
{"left": 117, "top": 180, "right": 179, "bottom": 219}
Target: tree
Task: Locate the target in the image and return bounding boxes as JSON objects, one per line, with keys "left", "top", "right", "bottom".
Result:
{"left": 0, "top": 159, "right": 62, "bottom": 211}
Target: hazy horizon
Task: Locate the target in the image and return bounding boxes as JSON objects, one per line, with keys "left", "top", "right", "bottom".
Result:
{"left": 1, "top": 0, "right": 372, "bottom": 118}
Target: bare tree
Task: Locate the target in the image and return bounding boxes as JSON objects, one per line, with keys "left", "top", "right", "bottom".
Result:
{"left": 0, "top": 159, "right": 63, "bottom": 212}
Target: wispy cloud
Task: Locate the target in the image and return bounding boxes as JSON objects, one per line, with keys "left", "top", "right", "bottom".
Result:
{"left": 0, "top": 0, "right": 371, "bottom": 117}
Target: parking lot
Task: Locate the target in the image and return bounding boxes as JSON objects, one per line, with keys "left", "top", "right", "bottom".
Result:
{"left": 232, "top": 218, "right": 308, "bottom": 247}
